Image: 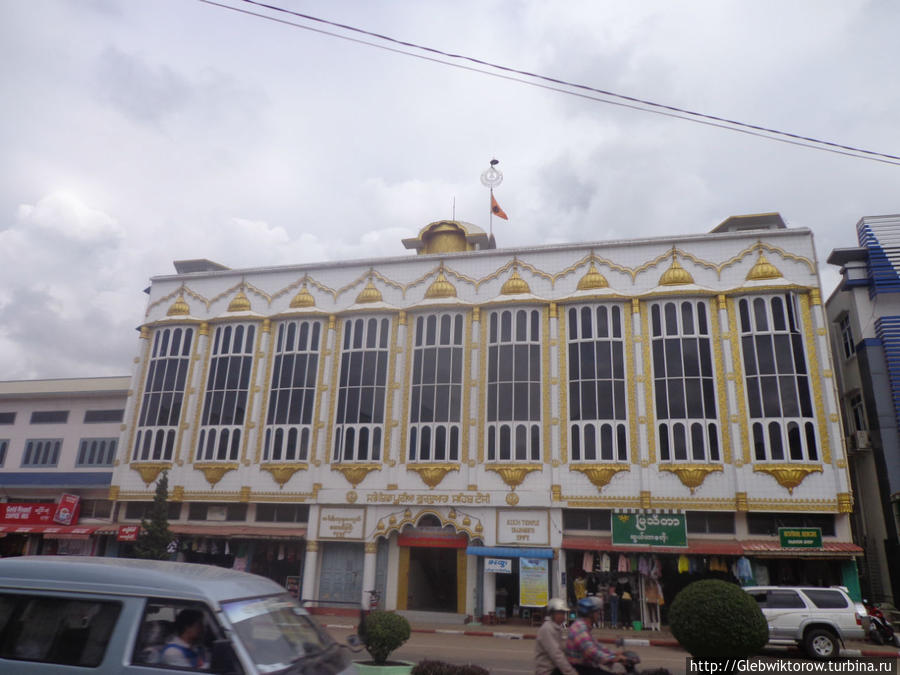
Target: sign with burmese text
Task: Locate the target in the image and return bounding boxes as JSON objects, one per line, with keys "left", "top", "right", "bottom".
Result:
{"left": 612, "top": 510, "right": 687, "bottom": 547}
{"left": 779, "top": 527, "right": 822, "bottom": 548}
{"left": 497, "top": 509, "right": 550, "bottom": 546}
{"left": 318, "top": 507, "right": 365, "bottom": 540}
{"left": 519, "top": 558, "right": 549, "bottom": 608}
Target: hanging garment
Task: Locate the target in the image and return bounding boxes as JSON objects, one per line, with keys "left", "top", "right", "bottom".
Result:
{"left": 677, "top": 554, "right": 689, "bottom": 573}
{"left": 618, "top": 554, "right": 630, "bottom": 572}
{"left": 584, "top": 551, "right": 595, "bottom": 573}
{"left": 735, "top": 556, "right": 754, "bottom": 585}
{"left": 650, "top": 555, "right": 662, "bottom": 579}
{"left": 630, "top": 556, "right": 638, "bottom": 573}
{"left": 224, "top": 540, "right": 231, "bottom": 556}
{"left": 752, "top": 560, "right": 770, "bottom": 586}
{"left": 638, "top": 555, "right": 650, "bottom": 577}
{"left": 645, "top": 579, "right": 660, "bottom": 604}
{"left": 574, "top": 575, "right": 588, "bottom": 600}
{"left": 600, "top": 552, "right": 612, "bottom": 572}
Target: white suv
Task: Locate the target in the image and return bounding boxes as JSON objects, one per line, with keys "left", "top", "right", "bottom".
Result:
{"left": 743, "top": 586, "right": 867, "bottom": 659}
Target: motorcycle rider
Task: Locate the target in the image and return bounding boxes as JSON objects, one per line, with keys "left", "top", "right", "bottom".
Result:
{"left": 535, "top": 598, "right": 578, "bottom": 675}
{"left": 566, "top": 596, "right": 628, "bottom": 674}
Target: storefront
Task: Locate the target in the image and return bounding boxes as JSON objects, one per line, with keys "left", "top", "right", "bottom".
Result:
{"left": 397, "top": 525, "right": 467, "bottom": 613}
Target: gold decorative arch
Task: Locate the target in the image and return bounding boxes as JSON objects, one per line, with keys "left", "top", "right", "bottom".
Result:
{"left": 371, "top": 507, "right": 484, "bottom": 540}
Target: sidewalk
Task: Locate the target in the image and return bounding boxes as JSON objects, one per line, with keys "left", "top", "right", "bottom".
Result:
{"left": 314, "top": 611, "right": 900, "bottom": 659}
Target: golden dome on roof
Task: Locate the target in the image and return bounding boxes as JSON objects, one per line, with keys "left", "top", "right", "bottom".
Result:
{"left": 166, "top": 294, "right": 190, "bottom": 317}
{"left": 659, "top": 256, "right": 694, "bottom": 286}
{"left": 227, "top": 289, "right": 252, "bottom": 312}
{"left": 356, "top": 278, "right": 383, "bottom": 304}
{"left": 746, "top": 252, "right": 782, "bottom": 281}
{"left": 501, "top": 266, "right": 531, "bottom": 295}
{"left": 577, "top": 262, "right": 609, "bottom": 291}
{"left": 290, "top": 284, "right": 315, "bottom": 308}
{"left": 425, "top": 269, "right": 457, "bottom": 299}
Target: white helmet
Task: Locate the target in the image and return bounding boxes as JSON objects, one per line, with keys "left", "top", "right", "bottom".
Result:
{"left": 547, "top": 598, "right": 569, "bottom": 613}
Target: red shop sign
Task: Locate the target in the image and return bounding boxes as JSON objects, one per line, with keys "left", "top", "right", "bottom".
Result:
{"left": 117, "top": 525, "right": 141, "bottom": 542}
{"left": 53, "top": 494, "right": 81, "bottom": 526}
{"left": 0, "top": 503, "right": 55, "bottom": 525}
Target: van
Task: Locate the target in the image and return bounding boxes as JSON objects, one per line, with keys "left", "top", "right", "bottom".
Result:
{"left": 0, "top": 556, "right": 358, "bottom": 674}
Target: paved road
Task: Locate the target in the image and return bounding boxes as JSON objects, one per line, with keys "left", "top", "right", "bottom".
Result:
{"left": 328, "top": 625, "right": 690, "bottom": 674}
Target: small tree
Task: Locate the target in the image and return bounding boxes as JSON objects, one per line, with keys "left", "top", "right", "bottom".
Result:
{"left": 669, "top": 579, "right": 768, "bottom": 663}
{"left": 362, "top": 610, "right": 411, "bottom": 665}
{"left": 133, "top": 471, "right": 174, "bottom": 560}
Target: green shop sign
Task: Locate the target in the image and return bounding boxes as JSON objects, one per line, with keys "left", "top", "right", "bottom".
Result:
{"left": 779, "top": 527, "right": 822, "bottom": 548}
{"left": 612, "top": 511, "right": 687, "bottom": 547}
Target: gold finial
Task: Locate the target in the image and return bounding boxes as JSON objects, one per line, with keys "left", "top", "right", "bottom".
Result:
{"left": 577, "top": 262, "right": 608, "bottom": 291}
{"left": 425, "top": 265, "right": 457, "bottom": 299}
{"left": 290, "top": 283, "right": 315, "bottom": 308}
{"left": 227, "top": 288, "right": 252, "bottom": 312}
{"left": 167, "top": 293, "right": 190, "bottom": 317}
{"left": 746, "top": 252, "right": 782, "bottom": 281}
{"left": 501, "top": 263, "right": 530, "bottom": 295}
{"left": 356, "top": 277, "right": 383, "bottom": 304}
{"left": 659, "top": 252, "right": 694, "bottom": 286}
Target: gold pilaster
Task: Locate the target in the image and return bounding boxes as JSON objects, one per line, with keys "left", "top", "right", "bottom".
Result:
{"left": 800, "top": 293, "right": 831, "bottom": 463}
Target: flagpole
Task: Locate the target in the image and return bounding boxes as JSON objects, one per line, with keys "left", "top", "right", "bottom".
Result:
{"left": 489, "top": 187, "right": 493, "bottom": 238}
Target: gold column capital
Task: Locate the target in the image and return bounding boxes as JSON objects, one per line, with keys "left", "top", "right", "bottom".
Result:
{"left": 632, "top": 298, "right": 640, "bottom": 315}
{"left": 548, "top": 302, "right": 557, "bottom": 319}
{"left": 398, "top": 310, "right": 407, "bottom": 326}
{"left": 139, "top": 326, "right": 151, "bottom": 340}
{"left": 837, "top": 492, "right": 853, "bottom": 513}
{"left": 472, "top": 307, "right": 480, "bottom": 323}
{"left": 640, "top": 490, "right": 652, "bottom": 509}
{"left": 365, "top": 541, "right": 378, "bottom": 554}
{"left": 810, "top": 289, "right": 821, "bottom": 306}
{"left": 198, "top": 322, "right": 210, "bottom": 337}
{"left": 306, "top": 540, "right": 319, "bottom": 553}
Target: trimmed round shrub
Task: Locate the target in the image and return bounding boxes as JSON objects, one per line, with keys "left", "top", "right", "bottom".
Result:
{"left": 669, "top": 579, "right": 768, "bottom": 660}
{"left": 363, "top": 610, "right": 412, "bottom": 665}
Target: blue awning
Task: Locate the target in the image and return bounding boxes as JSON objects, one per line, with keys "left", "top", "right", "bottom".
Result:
{"left": 0, "top": 472, "right": 112, "bottom": 487}
{"left": 466, "top": 546, "right": 554, "bottom": 559}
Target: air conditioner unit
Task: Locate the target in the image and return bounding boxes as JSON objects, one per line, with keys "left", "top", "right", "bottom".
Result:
{"left": 855, "top": 430, "right": 871, "bottom": 449}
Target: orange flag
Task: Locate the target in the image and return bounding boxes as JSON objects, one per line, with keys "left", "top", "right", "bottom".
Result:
{"left": 491, "top": 193, "right": 508, "bottom": 220}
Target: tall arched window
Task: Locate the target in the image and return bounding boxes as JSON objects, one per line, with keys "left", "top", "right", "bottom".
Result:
{"left": 650, "top": 300, "right": 720, "bottom": 462}
{"left": 486, "top": 308, "right": 542, "bottom": 462}
{"left": 739, "top": 294, "right": 817, "bottom": 462}
{"left": 566, "top": 304, "right": 628, "bottom": 462}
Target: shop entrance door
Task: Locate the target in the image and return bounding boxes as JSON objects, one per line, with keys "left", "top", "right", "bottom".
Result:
{"left": 319, "top": 541, "right": 364, "bottom": 605}
{"left": 407, "top": 546, "right": 457, "bottom": 612}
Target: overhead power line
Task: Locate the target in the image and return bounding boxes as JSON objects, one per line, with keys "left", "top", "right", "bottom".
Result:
{"left": 196, "top": 0, "right": 900, "bottom": 167}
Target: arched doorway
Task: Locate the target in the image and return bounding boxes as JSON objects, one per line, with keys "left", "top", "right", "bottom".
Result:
{"left": 397, "top": 514, "right": 468, "bottom": 613}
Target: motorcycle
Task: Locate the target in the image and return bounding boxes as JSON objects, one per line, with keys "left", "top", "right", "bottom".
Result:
{"left": 614, "top": 637, "right": 671, "bottom": 675}
{"left": 864, "top": 600, "right": 900, "bottom": 647}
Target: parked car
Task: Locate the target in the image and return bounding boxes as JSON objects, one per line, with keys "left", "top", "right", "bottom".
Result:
{"left": 743, "top": 585, "right": 867, "bottom": 659}
{"left": 0, "top": 556, "right": 358, "bottom": 674}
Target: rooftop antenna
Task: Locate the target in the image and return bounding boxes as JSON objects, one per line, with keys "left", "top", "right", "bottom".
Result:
{"left": 480, "top": 158, "right": 503, "bottom": 238}
{"left": 451, "top": 196, "right": 456, "bottom": 221}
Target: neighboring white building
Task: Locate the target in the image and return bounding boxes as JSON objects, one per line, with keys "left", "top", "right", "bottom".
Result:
{"left": 0, "top": 376, "right": 128, "bottom": 557}
{"left": 109, "top": 213, "right": 858, "bottom": 622}
{"left": 827, "top": 214, "right": 900, "bottom": 605}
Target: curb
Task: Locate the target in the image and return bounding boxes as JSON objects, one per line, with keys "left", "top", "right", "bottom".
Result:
{"left": 322, "top": 623, "right": 900, "bottom": 659}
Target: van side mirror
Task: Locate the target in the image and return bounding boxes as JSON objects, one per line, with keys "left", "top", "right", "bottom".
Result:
{"left": 210, "top": 639, "right": 241, "bottom": 675}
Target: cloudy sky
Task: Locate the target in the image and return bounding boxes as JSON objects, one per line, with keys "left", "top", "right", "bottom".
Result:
{"left": 2, "top": 0, "right": 899, "bottom": 379}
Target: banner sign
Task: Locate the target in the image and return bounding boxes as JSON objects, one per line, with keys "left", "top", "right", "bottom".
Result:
{"left": 485, "top": 558, "right": 512, "bottom": 574}
{"left": 318, "top": 507, "right": 365, "bottom": 540}
{"left": 1, "top": 503, "right": 55, "bottom": 525}
{"left": 779, "top": 527, "right": 822, "bottom": 548}
{"left": 53, "top": 494, "right": 80, "bottom": 525}
{"left": 117, "top": 525, "right": 141, "bottom": 542}
{"left": 612, "top": 511, "right": 687, "bottom": 547}
{"left": 497, "top": 509, "right": 550, "bottom": 546}
{"left": 519, "top": 558, "right": 549, "bottom": 608}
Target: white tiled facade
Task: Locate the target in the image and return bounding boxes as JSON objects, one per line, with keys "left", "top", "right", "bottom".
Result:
{"left": 110, "top": 215, "right": 855, "bottom": 615}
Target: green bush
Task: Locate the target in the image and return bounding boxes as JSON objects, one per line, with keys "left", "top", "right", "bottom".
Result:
{"left": 363, "top": 610, "right": 411, "bottom": 665}
{"left": 411, "top": 661, "right": 489, "bottom": 675}
{"left": 669, "top": 579, "right": 768, "bottom": 660}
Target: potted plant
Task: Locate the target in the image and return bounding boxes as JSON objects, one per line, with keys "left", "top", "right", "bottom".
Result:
{"left": 355, "top": 610, "right": 413, "bottom": 674}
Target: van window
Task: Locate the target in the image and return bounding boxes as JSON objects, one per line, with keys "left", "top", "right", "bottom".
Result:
{"left": 0, "top": 594, "right": 121, "bottom": 666}
{"left": 804, "top": 589, "right": 848, "bottom": 609}
{"left": 134, "top": 600, "right": 232, "bottom": 671}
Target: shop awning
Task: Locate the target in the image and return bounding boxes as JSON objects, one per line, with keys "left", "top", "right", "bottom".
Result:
{"left": 0, "top": 525, "right": 98, "bottom": 537}
{"left": 561, "top": 536, "right": 744, "bottom": 555}
{"left": 741, "top": 540, "right": 863, "bottom": 557}
{"left": 466, "top": 546, "right": 554, "bottom": 559}
{"left": 167, "top": 524, "right": 307, "bottom": 539}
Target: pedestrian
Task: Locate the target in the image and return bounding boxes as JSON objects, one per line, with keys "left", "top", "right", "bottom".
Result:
{"left": 535, "top": 598, "right": 577, "bottom": 675}
{"left": 566, "top": 597, "right": 627, "bottom": 675}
